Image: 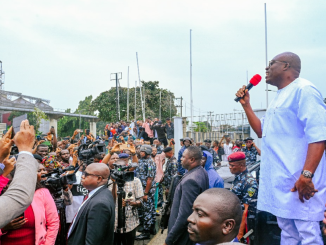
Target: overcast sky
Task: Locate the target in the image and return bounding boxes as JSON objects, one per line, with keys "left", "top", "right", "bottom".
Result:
{"left": 1, "top": 0, "right": 326, "bottom": 121}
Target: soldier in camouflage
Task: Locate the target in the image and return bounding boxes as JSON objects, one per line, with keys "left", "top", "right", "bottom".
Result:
{"left": 241, "top": 137, "right": 261, "bottom": 165}
{"left": 162, "top": 147, "right": 178, "bottom": 197}
{"left": 135, "top": 145, "right": 157, "bottom": 240}
{"left": 228, "top": 151, "right": 258, "bottom": 241}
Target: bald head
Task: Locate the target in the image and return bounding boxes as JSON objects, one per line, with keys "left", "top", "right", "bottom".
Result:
{"left": 203, "top": 188, "right": 242, "bottom": 225}
{"left": 275, "top": 52, "right": 301, "bottom": 74}
{"left": 187, "top": 188, "right": 242, "bottom": 244}
{"left": 87, "top": 163, "right": 110, "bottom": 179}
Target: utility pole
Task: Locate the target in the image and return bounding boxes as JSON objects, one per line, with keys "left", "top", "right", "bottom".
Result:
{"left": 169, "top": 95, "right": 171, "bottom": 118}
{"left": 264, "top": 3, "right": 269, "bottom": 108}
{"left": 0, "top": 61, "right": 4, "bottom": 123}
{"left": 159, "top": 90, "right": 162, "bottom": 120}
{"left": 110, "top": 72, "right": 122, "bottom": 122}
{"left": 190, "top": 29, "right": 193, "bottom": 133}
{"left": 175, "top": 96, "right": 183, "bottom": 117}
{"left": 134, "top": 81, "right": 137, "bottom": 121}
{"left": 127, "top": 66, "right": 129, "bottom": 121}
{"left": 208, "top": 111, "right": 214, "bottom": 132}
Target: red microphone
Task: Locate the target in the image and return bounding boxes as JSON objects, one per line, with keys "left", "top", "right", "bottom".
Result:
{"left": 234, "top": 74, "right": 261, "bottom": 102}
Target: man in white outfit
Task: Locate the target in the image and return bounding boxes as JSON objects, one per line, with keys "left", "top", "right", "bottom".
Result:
{"left": 235, "top": 52, "right": 326, "bottom": 245}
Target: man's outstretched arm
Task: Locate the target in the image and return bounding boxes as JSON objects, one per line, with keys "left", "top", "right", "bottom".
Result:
{"left": 235, "top": 86, "right": 262, "bottom": 138}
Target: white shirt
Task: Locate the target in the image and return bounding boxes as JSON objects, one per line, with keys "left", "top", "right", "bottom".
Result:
{"left": 67, "top": 185, "right": 105, "bottom": 237}
{"left": 258, "top": 78, "right": 326, "bottom": 221}
{"left": 222, "top": 143, "right": 233, "bottom": 161}
{"left": 65, "top": 171, "right": 86, "bottom": 223}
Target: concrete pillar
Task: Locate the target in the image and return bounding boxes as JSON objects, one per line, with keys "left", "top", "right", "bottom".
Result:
{"left": 173, "top": 117, "right": 183, "bottom": 156}
{"left": 90, "top": 121, "right": 97, "bottom": 138}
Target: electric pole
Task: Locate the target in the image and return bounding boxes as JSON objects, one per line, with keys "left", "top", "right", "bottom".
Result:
{"left": 0, "top": 61, "right": 4, "bottom": 123}
{"left": 175, "top": 96, "right": 183, "bottom": 117}
{"left": 110, "top": 72, "right": 122, "bottom": 122}
{"left": 208, "top": 111, "right": 214, "bottom": 132}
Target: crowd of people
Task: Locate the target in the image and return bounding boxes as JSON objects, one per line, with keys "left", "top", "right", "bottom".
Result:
{"left": 0, "top": 51, "right": 326, "bottom": 245}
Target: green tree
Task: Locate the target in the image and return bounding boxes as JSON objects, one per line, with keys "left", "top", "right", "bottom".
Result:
{"left": 91, "top": 81, "right": 177, "bottom": 122}
{"left": 193, "top": 122, "right": 208, "bottom": 132}
{"left": 57, "top": 96, "right": 93, "bottom": 137}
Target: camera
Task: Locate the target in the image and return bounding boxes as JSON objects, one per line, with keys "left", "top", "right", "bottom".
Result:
{"left": 41, "top": 167, "right": 76, "bottom": 199}
{"left": 78, "top": 140, "right": 106, "bottom": 165}
{"left": 111, "top": 164, "right": 135, "bottom": 184}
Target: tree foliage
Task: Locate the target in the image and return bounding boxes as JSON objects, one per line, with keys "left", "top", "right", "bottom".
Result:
{"left": 57, "top": 96, "right": 93, "bottom": 137}
{"left": 57, "top": 81, "right": 177, "bottom": 137}
{"left": 92, "top": 81, "right": 177, "bottom": 122}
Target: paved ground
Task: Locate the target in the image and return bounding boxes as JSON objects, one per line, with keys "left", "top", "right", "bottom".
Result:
{"left": 135, "top": 216, "right": 167, "bottom": 245}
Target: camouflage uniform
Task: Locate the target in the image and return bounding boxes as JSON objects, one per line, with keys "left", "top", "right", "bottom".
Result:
{"left": 207, "top": 148, "right": 218, "bottom": 165}
{"left": 230, "top": 169, "right": 258, "bottom": 207}
{"left": 137, "top": 157, "right": 156, "bottom": 231}
{"left": 241, "top": 147, "right": 259, "bottom": 165}
{"left": 163, "top": 156, "right": 178, "bottom": 190}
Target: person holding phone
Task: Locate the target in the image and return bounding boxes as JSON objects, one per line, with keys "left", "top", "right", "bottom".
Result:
{"left": 241, "top": 137, "right": 261, "bottom": 165}
{"left": 1, "top": 163, "right": 59, "bottom": 245}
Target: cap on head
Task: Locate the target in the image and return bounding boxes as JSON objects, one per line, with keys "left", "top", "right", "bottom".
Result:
{"left": 244, "top": 137, "right": 254, "bottom": 142}
{"left": 163, "top": 147, "right": 173, "bottom": 153}
{"left": 180, "top": 138, "right": 184, "bottom": 141}
{"left": 118, "top": 153, "right": 129, "bottom": 159}
{"left": 203, "top": 139, "right": 211, "bottom": 143}
{"left": 183, "top": 137, "right": 191, "bottom": 143}
{"left": 140, "top": 145, "right": 152, "bottom": 155}
{"left": 228, "top": 152, "right": 246, "bottom": 162}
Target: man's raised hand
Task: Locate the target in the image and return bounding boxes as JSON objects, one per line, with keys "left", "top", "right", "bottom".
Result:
{"left": 0, "top": 127, "right": 14, "bottom": 162}
{"left": 235, "top": 85, "right": 250, "bottom": 106}
{"left": 13, "top": 120, "right": 35, "bottom": 153}
{"left": 2, "top": 157, "right": 16, "bottom": 177}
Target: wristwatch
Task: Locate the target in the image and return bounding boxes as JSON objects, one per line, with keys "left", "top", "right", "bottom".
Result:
{"left": 301, "top": 170, "right": 314, "bottom": 178}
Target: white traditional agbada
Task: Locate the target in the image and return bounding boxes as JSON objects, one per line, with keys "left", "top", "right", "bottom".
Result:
{"left": 258, "top": 78, "right": 326, "bottom": 221}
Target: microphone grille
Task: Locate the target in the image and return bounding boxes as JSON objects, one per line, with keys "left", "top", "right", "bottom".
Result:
{"left": 250, "top": 74, "right": 262, "bottom": 86}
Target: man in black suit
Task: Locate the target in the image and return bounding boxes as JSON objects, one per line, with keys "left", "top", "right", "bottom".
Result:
{"left": 67, "top": 163, "right": 115, "bottom": 245}
{"left": 164, "top": 146, "right": 209, "bottom": 245}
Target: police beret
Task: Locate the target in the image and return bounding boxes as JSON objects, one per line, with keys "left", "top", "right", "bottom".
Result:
{"left": 203, "top": 139, "right": 211, "bottom": 143}
{"left": 163, "top": 147, "right": 173, "bottom": 153}
{"left": 228, "top": 152, "right": 246, "bottom": 162}
{"left": 118, "top": 153, "right": 129, "bottom": 158}
{"left": 244, "top": 137, "right": 254, "bottom": 142}
{"left": 180, "top": 138, "right": 184, "bottom": 141}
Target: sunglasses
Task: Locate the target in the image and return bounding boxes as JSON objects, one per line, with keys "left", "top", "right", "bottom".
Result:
{"left": 82, "top": 171, "right": 103, "bottom": 178}
{"left": 268, "top": 60, "right": 289, "bottom": 68}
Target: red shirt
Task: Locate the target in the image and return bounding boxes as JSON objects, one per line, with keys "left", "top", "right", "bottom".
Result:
{"left": 111, "top": 128, "right": 116, "bottom": 135}
{"left": 1, "top": 205, "right": 35, "bottom": 245}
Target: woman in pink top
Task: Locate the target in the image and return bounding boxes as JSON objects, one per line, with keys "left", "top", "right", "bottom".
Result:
{"left": 1, "top": 163, "right": 59, "bottom": 245}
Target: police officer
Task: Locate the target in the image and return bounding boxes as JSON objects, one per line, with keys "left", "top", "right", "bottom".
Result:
{"left": 162, "top": 147, "right": 178, "bottom": 197}
{"left": 135, "top": 145, "right": 157, "bottom": 240}
{"left": 241, "top": 137, "right": 261, "bottom": 165}
{"left": 228, "top": 151, "right": 258, "bottom": 241}
{"left": 203, "top": 139, "right": 218, "bottom": 166}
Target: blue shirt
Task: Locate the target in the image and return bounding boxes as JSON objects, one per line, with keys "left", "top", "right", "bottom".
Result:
{"left": 258, "top": 78, "right": 326, "bottom": 221}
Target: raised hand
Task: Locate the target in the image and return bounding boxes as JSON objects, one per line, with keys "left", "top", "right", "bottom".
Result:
{"left": 129, "top": 142, "right": 136, "bottom": 154}
{"left": 13, "top": 120, "right": 35, "bottom": 154}
{"left": 0, "top": 127, "right": 14, "bottom": 162}
{"left": 111, "top": 143, "right": 121, "bottom": 153}
{"left": 235, "top": 85, "right": 251, "bottom": 106}
{"left": 2, "top": 157, "right": 16, "bottom": 177}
